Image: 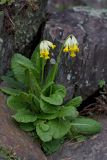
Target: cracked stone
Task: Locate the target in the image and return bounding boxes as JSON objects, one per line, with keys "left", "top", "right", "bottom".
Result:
{"left": 0, "top": 94, "right": 47, "bottom": 160}
{"left": 43, "top": 7, "right": 107, "bottom": 99}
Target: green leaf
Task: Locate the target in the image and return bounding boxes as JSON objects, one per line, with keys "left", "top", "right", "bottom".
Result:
{"left": 25, "top": 70, "right": 41, "bottom": 95}
{"left": 1, "top": 76, "right": 25, "bottom": 90}
{"left": 66, "top": 96, "right": 83, "bottom": 108}
{"left": 41, "top": 93, "right": 63, "bottom": 106}
{"left": 52, "top": 120, "right": 71, "bottom": 139}
{"left": 52, "top": 84, "right": 66, "bottom": 98}
{"left": 36, "top": 121, "right": 54, "bottom": 142}
{"left": 36, "top": 120, "right": 71, "bottom": 142}
{"left": 42, "top": 82, "right": 54, "bottom": 93}
{"left": 12, "top": 53, "right": 35, "bottom": 70}
{"left": 58, "top": 106, "right": 79, "bottom": 119}
{"left": 0, "top": 87, "right": 21, "bottom": 95}
{"left": 33, "top": 95, "right": 40, "bottom": 107}
{"left": 37, "top": 113, "right": 57, "bottom": 120}
{"left": 75, "top": 135, "right": 87, "bottom": 142}
{"left": 41, "top": 84, "right": 66, "bottom": 106}
{"left": 40, "top": 123, "right": 50, "bottom": 132}
{"left": 31, "top": 45, "right": 42, "bottom": 82}
{"left": 11, "top": 54, "right": 38, "bottom": 84}
{"left": 20, "top": 123, "right": 35, "bottom": 132}
{"left": 98, "top": 80, "right": 106, "bottom": 89}
{"left": 11, "top": 54, "right": 28, "bottom": 83}
{"left": 46, "top": 63, "right": 58, "bottom": 84}
{"left": 42, "top": 138, "right": 64, "bottom": 155}
{"left": 12, "top": 111, "right": 37, "bottom": 123}
{"left": 71, "top": 117, "right": 102, "bottom": 135}
{"left": 7, "top": 95, "right": 28, "bottom": 111}
{"left": 19, "top": 92, "right": 32, "bottom": 103}
{"left": 40, "top": 100, "right": 60, "bottom": 114}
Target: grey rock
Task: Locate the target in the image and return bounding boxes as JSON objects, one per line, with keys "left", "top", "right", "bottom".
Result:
{"left": 47, "top": 0, "right": 85, "bottom": 13}
{"left": 43, "top": 7, "right": 107, "bottom": 99}
{"left": 0, "top": 0, "right": 48, "bottom": 77}
{"left": 82, "top": 0, "right": 107, "bottom": 9}
{"left": 0, "top": 11, "right": 4, "bottom": 78}
{"left": 0, "top": 156, "right": 6, "bottom": 160}
{"left": 0, "top": 94, "right": 47, "bottom": 160}
{"left": 47, "top": 0, "right": 107, "bottom": 13}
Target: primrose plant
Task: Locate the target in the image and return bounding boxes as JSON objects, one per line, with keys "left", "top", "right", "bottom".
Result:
{"left": 1, "top": 35, "right": 102, "bottom": 154}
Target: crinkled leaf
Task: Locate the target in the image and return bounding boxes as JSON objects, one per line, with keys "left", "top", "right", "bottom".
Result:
{"left": 41, "top": 84, "right": 66, "bottom": 106}
{"left": 23, "top": 69, "right": 41, "bottom": 95}
{"left": 58, "top": 106, "right": 79, "bottom": 119}
{"left": 71, "top": 117, "right": 102, "bottom": 135}
{"left": 20, "top": 123, "right": 35, "bottom": 132}
{"left": 41, "top": 93, "right": 63, "bottom": 106}
{"left": 52, "top": 120, "right": 71, "bottom": 139}
{"left": 11, "top": 54, "right": 38, "bottom": 84}
{"left": 40, "top": 122, "right": 50, "bottom": 132}
{"left": 12, "top": 112, "right": 37, "bottom": 123}
{"left": 42, "top": 138, "right": 64, "bottom": 155}
{"left": 52, "top": 84, "right": 66, "bottom": 98}
{"left": 37, "top": 113, "right": 57, "bottom": 120}
{"left": 0, "top": 87, "right": 21, "bottom": 95}
{"left": 40, "top": 100, "right": 60, "bottom": 114}
{"left": 11, "top": 54, "right": 28, "bottom": 83}
{"left": 31, "top": 45, "right": 43, "bottom": 82}
{"left": 66, "top": 96, "right": 83, "bottom": 108}
{"left": 1, "top": 76, "right": 25, "bottom": 90}
{"left": 36, "top": 121, "right": 54, "bottom": 142}
{"left": 7, "top": 95, "right": 28, "bottom": 111}
{"left": 36, "top": 120, "right": 71, "bottom": 142}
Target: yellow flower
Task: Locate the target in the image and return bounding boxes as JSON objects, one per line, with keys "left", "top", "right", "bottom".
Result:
{"left": 40, "top": 40, "right": 56, "bottom": 59}
{"left": 70, "top": 52, "right": 76, "bottom": 57}
{"left": 63, "top": 35, "right": 79, "bottom": 57}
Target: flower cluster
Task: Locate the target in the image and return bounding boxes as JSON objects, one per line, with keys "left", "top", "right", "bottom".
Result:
{"left": 63, "top": 35, "right": 79, "bottom": 57}
{"left": 40, "top": 40, "right": 56, "bottom": 59}
{"left": 39, "top": 35, "right": 79, "bottom": 59}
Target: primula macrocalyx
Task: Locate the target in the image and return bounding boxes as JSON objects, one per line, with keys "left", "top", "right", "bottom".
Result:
{"left": 40, "top": 40, "right": 56, "bottom": 59}
{"left": 63, "top": 35, "right": 79, "bottom": 58}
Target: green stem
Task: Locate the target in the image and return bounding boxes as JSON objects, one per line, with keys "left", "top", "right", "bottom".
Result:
{"left": 48, "top": 35, "right": 71, "bottom": 96}
{"left": 49, "top": 36, "right": 70, "bottom": 95}
{"left": 51, "top": 36, "right": 70, "bottom": 82}
{"left": 41, "top": 59, "right": 46, "bottom": 85}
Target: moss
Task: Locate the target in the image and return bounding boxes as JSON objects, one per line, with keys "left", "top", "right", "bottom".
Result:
{"left": 0, "top": 146, "right": 21, "bottom": 160}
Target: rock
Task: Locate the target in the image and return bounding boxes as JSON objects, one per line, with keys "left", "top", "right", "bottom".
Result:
{"left": 0, "top": 11, "right": 5, "bottom": 78}
{"left": 82, "top": 0, "right": 107, "bottom": 9}
{"left": 0, "top": 156, "right": 6, "bottom": 160}
{"left": 43, "top": 7, "right": 107, "bottom": 99}
{"left": 0, "top": 0, "right": 48, "bottom": 77}
{"left": 47, "top": 0, "right": 85, "bottom": 13}
{"left": 47, "top": 0, "right": 107, "bottom": 13}
{"left": 47, "top": 115, "right": 107, "bottom": 160}
{"left": 0, "top": 94, "right": 47, "bottom": 160}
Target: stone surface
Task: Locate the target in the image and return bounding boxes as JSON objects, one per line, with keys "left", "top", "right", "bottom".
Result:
{"left": 0, "top": 0, "right": 48, "bottom": 77}
{"left": 0, "top": 156, "right": 6, "bottom": 160}
{"left": 48, "top": 0, "right": 107, "bottom": 13}
{"left": 0, "top": 93, "right": 47, "bottom": 160}
{"left": 47, "top": 0, "right": 85, "bottom": 12}
{"left": 47, "top": 115, "right": 107, "bottom": 160}
{"left": 82, "top": 0, "right": 107, "bottom": 9}
{"left": 43, "top": 7, "right": 107, "bottom": 99}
